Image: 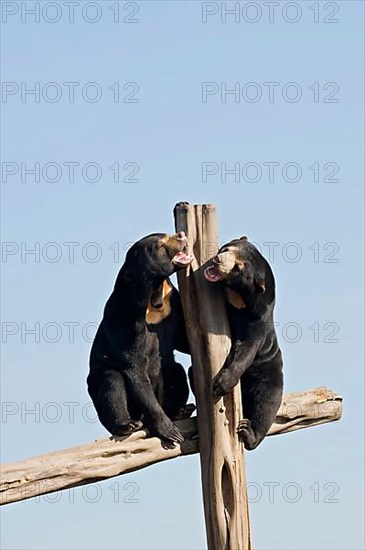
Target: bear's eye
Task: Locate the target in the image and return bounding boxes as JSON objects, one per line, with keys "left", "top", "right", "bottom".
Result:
{"left": 157, "top": 242, "right": 166, "bottom": 251}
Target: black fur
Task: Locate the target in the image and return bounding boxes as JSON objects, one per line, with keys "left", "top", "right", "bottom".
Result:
{"left": 87, "top": 232, "right": 192, "bottom": 446}
{"left": 204, "top": 237, "right": 284, "bottom": 450}
{"left": 147, "top": 280, "right": 192, "bottom": 419}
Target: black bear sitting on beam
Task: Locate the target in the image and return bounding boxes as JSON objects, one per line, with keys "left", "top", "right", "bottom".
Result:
{"left": 204, "top": 237, "right": 284, "bottom": 450}
{"left": 87, "top": 232, "right": 193, "bottom": 446}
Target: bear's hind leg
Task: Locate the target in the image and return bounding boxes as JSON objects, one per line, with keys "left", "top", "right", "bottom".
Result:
{"left": 237, "top": 418, "right": 266, "bottom": 450}
{"left": 162, "top": 361, "right": 194, "bottom": 419}
{"left": 91, "top": 370, "right": 142, "bottom": 436}
{"left": 238, "top": 368, "right": 283, "bottom": 450}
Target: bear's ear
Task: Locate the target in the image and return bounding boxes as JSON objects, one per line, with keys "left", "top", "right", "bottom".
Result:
{"left": 254, "top": 275, "right": 266, "bottom": 294}
{"left": 240, "top": 235, "right": 248, "bottom": 241}
{"left": 122, "top": 261, "right": 137, "bottom": 283}
{"left": 123, "top": 268, "right": 133, "bottom": 283}
{"left": 122, "top": 248, "right": 138, "bottom": 282}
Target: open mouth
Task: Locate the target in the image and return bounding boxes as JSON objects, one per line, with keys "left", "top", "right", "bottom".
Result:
{"left": 172, "top": 235, "right": 193, "bottom": 267}
{"left": 204, "top": 265, "right": 224, "bottom": 282}
{"left": 167, "top": 231, "right": 193, "bottom": 267}
{"left": 172, "top": 249, "right": 193, "bottom": 267}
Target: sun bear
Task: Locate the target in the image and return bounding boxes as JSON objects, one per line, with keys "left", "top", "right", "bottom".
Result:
{"left": 87, "top": 232, "right": 193, "bottom": 446}
{"left": 204, "top": 236, "right": 283, "bottom": 450}
{"left": 146, "top": 277, "right": 194, "bottom": 420}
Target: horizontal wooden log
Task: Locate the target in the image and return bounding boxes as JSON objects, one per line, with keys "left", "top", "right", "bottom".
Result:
{"left": 0, "top": 387, "right": 342, "bottom": 506}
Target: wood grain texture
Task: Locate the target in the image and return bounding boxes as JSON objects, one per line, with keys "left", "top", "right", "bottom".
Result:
{"left": 174, "top": 202, "right": 251, "bottom": 550}
{"left": 0, "top": 388, "right": 342, "bottom": 506}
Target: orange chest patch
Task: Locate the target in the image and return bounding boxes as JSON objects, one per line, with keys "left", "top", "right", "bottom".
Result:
{"left": 225, "top": 288, "right": 246, "bottom": 310}
{"left": 146, "top": 280, "right": 172, "bottom": 325}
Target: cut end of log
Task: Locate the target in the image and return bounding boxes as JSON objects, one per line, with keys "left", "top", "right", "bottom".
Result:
{"left": 313, "top": 386, "right": 342, "bottom": 402}
{"left": 271, "top": 387, "right": 342, "bottom": 435}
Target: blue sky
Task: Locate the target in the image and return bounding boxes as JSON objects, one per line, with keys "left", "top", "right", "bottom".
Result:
{"left": 1, "top": 1, "right": 364, "bottom": 549}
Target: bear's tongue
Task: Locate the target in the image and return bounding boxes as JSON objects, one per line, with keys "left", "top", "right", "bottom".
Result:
{"left": 172, "top": 251, "right": 193, "bottom": 266}
{"left": 204, "top": 265, "right": 224, "bottom": 282}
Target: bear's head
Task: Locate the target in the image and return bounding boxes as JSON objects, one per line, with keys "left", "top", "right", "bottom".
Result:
{"left": 204, "top": 237, "right": 274, "bottom": 303}
{"left": 122, "top": 232, "right": 192, "bottom": 289}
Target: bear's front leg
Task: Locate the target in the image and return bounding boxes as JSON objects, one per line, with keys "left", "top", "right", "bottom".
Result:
{"left": 212, "top": 367, "right": 240, "bottom": 398}
{"left": 212, "top": 339, "right": 259, "bottom": 399}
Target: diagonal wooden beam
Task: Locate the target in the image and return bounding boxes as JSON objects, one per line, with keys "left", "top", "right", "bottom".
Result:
{"left": 0, "top": 388, "right": 342, "bottom": 507}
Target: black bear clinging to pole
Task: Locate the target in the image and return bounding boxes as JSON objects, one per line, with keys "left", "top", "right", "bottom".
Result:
{"left": 204, "top": 236, "right": 284, "bottom": 450}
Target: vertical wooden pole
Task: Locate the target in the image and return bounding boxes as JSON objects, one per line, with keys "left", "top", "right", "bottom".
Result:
{"left": 174, "top": 203, "right": 252, "bottom": 550}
